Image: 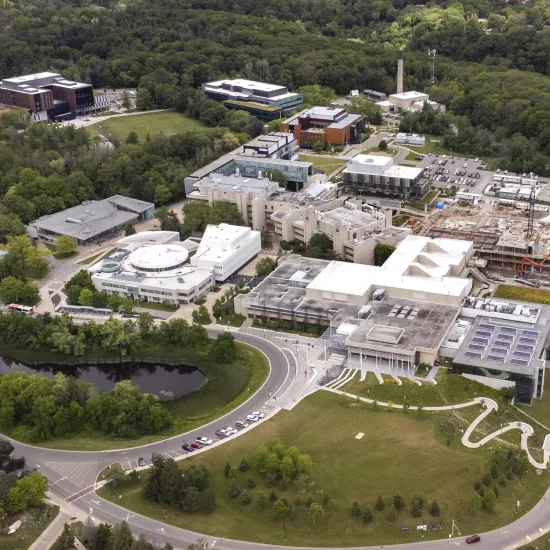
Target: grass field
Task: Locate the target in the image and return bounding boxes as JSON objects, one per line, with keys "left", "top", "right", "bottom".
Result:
{"left": 98, "top": 390, "right": 549, "bottom": 547}
{"left": 0, "top": 505, "right": 59, "bottom": 550}
{"left": 493, "top": 284, "right": 550, "bottom": 305}
{"left": 95, "top": 111, "right": 206, "bottom": 142}
{"left": 299, "top": 154, "right": 347, "bottom": 174}
{"left": 5, "top": 342, "right": 269, "bottom": 451}
{"left": 518, "top": 375, "right": 550, "bottom": 428}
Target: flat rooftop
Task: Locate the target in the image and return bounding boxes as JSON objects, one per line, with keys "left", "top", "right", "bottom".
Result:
{"left": 206, "top": 79, "right": 288, "bottom": 93}
{"left": 454, "top": 304, "right": 550, "bottom": 376}
{"left": 345, "top": 298, "right": 459, "bottom": 354}
{"left": 316, "top": 206, "right": 385, "bottom": 229}
{"left": 390, "top": 91, "right": 429, "bottom": 100}
{"left": 283, "top": 107, "right": 363, "bottom": 128}
{"left": 2, "top": 72, "right": 60, "bottom": 84}
{"left": 195, "top": 173, "right": 277, "bottom": 194}
{"left": 307, "top": 261, "right": 379, "bottom": 297}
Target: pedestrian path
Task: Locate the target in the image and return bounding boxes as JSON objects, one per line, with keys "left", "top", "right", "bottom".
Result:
{"left": 323, "top": 387, "right": 550, "bottom": 470}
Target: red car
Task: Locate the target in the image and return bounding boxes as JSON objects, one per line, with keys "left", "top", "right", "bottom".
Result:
{"left": 191, "top": 442, "right": 203, "bottom": 449}
{"left": 466, "top": 535, "right": 480, "bottom": 544}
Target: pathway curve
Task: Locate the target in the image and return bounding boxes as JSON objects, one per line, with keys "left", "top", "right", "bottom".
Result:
{"left": 323, "top": 388, "right": 550, "bottom": 469}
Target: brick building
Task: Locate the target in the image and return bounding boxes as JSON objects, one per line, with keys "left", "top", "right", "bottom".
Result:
{"left": 280, "top": 107, "right": 365, "bottom": 148}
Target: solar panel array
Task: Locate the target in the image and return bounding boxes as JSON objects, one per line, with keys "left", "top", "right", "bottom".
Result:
{"left": 466, "top": 323, "right": 540, "bottom": 368}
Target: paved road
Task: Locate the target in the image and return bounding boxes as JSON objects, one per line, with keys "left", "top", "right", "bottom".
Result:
{"left": 2, "top": 330, "right": 292, "bottom": 501}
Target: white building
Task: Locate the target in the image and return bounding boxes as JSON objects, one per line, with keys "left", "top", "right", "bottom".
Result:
{"left": 395, "top": 133, "right": 426, "bottom": 147}
{"left": 377, "top": 91, "right": 440, "bottom": 114}
{"left": 89, "top": 225, "right": 260, "bottom": 304}
{"left": 191, "top": 223, "right": 261, "bottom": 282}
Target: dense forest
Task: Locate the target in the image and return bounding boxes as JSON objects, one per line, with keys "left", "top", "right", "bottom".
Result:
{"left": 0, "top": 0, "right": 550, "bottom": 241}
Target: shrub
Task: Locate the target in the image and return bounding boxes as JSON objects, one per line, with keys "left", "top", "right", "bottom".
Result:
{"left": 350, "top": 501, "right": 361, "bottom": 517}
{"left": 387, "top": 504, "right": 398, "bottom": 522}
{"left": 229, "top": 479, "right": 241, "bottom": 498}
{"left": 239, "top": 458, "right": 250, "bottom": 472}
{"left": 255, "top": 490, "right": 269, "bottom": 510}
{"left": 269, "top": 490, "right": 277, "bottom": 502}
{"left": 280, "top": 476, "right": 290, "bottom": 491}
{"left": 247, "top": 476, "right": 256, "bottom": 489}
{"left": 429, "top": 500, "right": 440, "bottom": 517}
{"left": 393, "top": 492, "right": 405, "bottom": 511}
{"left": 306, "top": 497, "right": 314, "bottom": 508}
{"left": 499, "top": 476, "right": 507, "bottom": 487}
{"left": 482, "top": 473, "right": 492, "bottom": 487}
{"left": 490, "top": 463, "right": 499, "bottom": 479}
{"left": 224, "top": 462, "right": 231, "bottom": 477}
{"left": 362, "top": 507, "right": 374, "bottom": 524}
{"left": 241, "top": 491, "right": 251, "bottom": 505}
{"left": 374, "top": 495, "right": 385, "bottom": 511}
{"left": 265, "top": 472, "right": 277, "bottom": 488}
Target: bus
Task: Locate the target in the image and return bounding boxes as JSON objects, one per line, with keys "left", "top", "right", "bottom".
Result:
{"left": 8, "top": 304, "right": 35, "bottom": 315}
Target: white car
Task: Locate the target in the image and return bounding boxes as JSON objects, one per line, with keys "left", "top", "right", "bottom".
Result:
{"left": 246, "top": 414, "right": 259, "bottom": 422}
{"left": 196, "top": 437, "right": 212, "bottom": 446}
{"left": 225, "top": 427, "right": 238, "bottom": 435}
{"left": 235, "top": 420, "right": 249, "bottom": 428}
{"left": 252, "top": 411, "right": 265, "bottom": 419}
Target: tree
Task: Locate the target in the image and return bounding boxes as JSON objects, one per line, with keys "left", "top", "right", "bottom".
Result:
{"left": 374, "top": 243, "right": 396, "bottom": 266}
{"left": 7, "top": 472, "right": 47, "bottom": 512}
{"left": 125, "top": 223, "right": 136, "bottom": 236}
{"left": 211, "top": 332, "right": 236, "bottom": 363}
{"left": 482, "top": 489, "right": 496, "bottom": 512}
{"left": 156, "top": 207, "right": 182, "bottom": 233}
{"left": 121, "top": 91, "right": 132, "bottom": 111}
{"left": 255, "top": 257, "right": 277, "bottom": 277}
{"left": 255, "top": 489, "right": 269, "bottom": 510}
{"left": 55, "top": 235, "right": 77, "bottom": 257}
{"left": 241, "top": 490, "right": 251, "bottom": 505}
{"left": 350, "top": 501, "right": 361, "bottom": 517}
{"left": 305, "top": 233, "right": 334, "bottom": 260}
{"left": 280, "top": 456, "right": 295, "bottom": 478}
{"left": 98, "top": 317, "right": 139, "bottom": 362}
{"left": 362, "top": 507, "right": 374, "bottom": 524}
{"left": 252, "top": 445, "right": 270, "bottom": 470}
{"left": 386, "top": 504, "right": 398, "bottom": 522}
{"left": 136, "top": 88, "right": 154, "bottom": 111}
{"left": 312, "top": 141, "right": 323, "bottom": 153}
{"left": 393, "top": 492, "right": 405, "bottom": 511}
{"left": 429, "top": 500, "right": 440, "bottom": 517}
{"left": 51, "top": 523, "right": 75, "bottom": 550}
{"left": 79, "top": 288, "right": 94, "bottom": 306}
{"left": 0, "top": 213, "right": 25, "bottom": 244}
{"left": 224, "top": 462, "right": 231, "bottom": 477}
{"left": 411, "top": 495, "right": 424, "bottom": 517}
{"left": 378, "top": 139, "right": 388, "bottom": 149}
{"left": 208, "top": 201, "right": 245, "bottom": 226}
{"left": 272, "top": 499, "right": 290, "bottom": 539}
{"left": 187, "top": 539, "right": 209, "bottom": 550}
{"left": 298, "top": 85, "right": 336, "bottom": 107}
{"left": 469, "top": 491, "right": 483, "bottom": 513}
{"left": 239, "top": 458, "right": 249, "bottom": 472}
{"left": 5, "top": 235, "right": 50, "bottom": 278}
{"left": 247, "top": 476, "right": 256, "bottom": 488}
{"left": 296, "top": 453, "right": 312, "bottom": 475}
{"left": 137, "top": 312, "right": 155, "bottom": 338}
{"left": 110, "top": 521, "right": 134, "bottom": 550}
{"left": 229, "top": 479, "right": 240, "bottom": 498}
{"left": 0, "top": 276, "right": 39, "bottom": 305}
{"left": 308, "top": 502, "right": 324, "bottom": 525}
{"left": 374, "top": 495, "right": 385, "bottom": 511}
{"left": 265, "top": 453, "right": 280, "bottom": 474}
{"left": 182, "top": 202, "right": 210, "bottom": 233}
{"left": 192, "top": 305, "right": 211, "bottom": 325}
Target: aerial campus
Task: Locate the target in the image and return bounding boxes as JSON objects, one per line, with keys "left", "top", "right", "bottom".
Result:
{"left": 4, "top": 6, "right": 550, "bottom": 550}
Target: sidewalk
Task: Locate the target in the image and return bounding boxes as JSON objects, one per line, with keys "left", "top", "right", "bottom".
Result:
{"left": 28, "top": 511, "right": 71, "bottom": 550}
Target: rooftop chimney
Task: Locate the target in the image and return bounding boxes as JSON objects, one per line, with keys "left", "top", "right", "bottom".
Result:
{"left": 397, "top": 49, "right": 404, "bottom": 94}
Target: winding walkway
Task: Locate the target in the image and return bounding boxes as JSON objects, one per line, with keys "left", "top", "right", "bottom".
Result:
{"left": 323, "top": 387, "right": 550, "bottom": 469}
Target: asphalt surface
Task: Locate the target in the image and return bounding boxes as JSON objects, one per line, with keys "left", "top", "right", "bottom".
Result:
{"left": 3, "top": 330, "right": 550, "bottom": 549}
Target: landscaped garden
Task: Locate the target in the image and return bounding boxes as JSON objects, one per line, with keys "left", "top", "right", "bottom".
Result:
{"left": 98, "top": 389, "right": 548, "bottom": 547}
{"left": 0, "top": 504, "right": 59, "bottom": 550}
{"left": 494, "top": 284, "right": 550, "bottom": 305}
{"left": 299, "top": 154, "right": 347, "bottom": 174}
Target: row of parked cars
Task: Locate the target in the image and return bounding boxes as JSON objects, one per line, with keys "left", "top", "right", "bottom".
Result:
{"left": 181, "top": 411, "right": 266, "bottom": 451}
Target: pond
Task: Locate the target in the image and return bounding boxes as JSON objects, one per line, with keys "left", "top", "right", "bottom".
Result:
{"left": 0, "top": 358, "right": 206, "bottom": 400}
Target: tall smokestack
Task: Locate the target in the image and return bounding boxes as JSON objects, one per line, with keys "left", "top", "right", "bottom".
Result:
{"left": 397, "top": 49, "right": 404, "bottom": 94}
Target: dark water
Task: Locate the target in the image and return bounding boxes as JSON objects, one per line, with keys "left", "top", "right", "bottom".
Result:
{"left": 0, "top": 358, "right": 206, "bottom": 400}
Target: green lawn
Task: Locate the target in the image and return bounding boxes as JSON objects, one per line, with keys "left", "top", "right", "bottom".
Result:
{"left": 493, "top": 284, "right": 550, "bottom": 305}
{"left": 98, "top": 390, "right": 549, "bottom": 547}
{"left": 4, "top": 342, "right": 269, "bottom": 451}
{"left": 0, "top": 505, "right": 59, "bottom": 550}
{"left": 342, "top": 370, "right": 501, "bottom": 408}
{"left": 299, "top": 154, "right": 347, "bottom": 174}
{"left": 392, "top": 214, "right": 410, "bottom": 227}
{"left": 96, "top": 111, "right": 206, "bottom": 142}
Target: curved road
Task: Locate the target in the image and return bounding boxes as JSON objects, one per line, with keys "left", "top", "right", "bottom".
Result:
{"left": 3, "top": 332, "right": 550, "bottom": 549}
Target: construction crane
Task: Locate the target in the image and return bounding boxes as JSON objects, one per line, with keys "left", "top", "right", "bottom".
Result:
{"left": 527, "top": 182, "right": 536, "bottom": 238}
{"left": 519, "top": 254, "right": 550, "bottom": 279}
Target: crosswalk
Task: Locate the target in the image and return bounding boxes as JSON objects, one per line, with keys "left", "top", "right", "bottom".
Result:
{"left": 45, "top": 461, "right": 99, "bottom": 488}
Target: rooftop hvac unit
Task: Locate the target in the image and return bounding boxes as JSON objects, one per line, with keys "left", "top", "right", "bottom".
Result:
{"left": 448, "top": 333, "right": 460, "bottom": 343}
{"left": 373, "top": 288, "right": 385, "bottom": 301}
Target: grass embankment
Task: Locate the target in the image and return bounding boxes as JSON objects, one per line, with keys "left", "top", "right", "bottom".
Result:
{"left": 494, "top": 284, "right": 550, "bottom": 305}
{"left": 2, "top": 342, "right": 269, "bottom": 451}
{"left": 0, "top": 504, "right": 59, "bottom": 550}
{"left": 342, "top": 369, "right": 500, "bottom": 407}
{"left": 518, "top": 375, "right": 550, "bottom": 429}
{"left": 95, "top": 111, "right": 206, "bottom": 142}
{"left": 98, "top": 390, "right": 549, "bottom": 547}
{"left": 77, "top": 247, "right": 117, "bottom": 265}
{"left": 299, "top": 154, "right": 347, "bottom": 174}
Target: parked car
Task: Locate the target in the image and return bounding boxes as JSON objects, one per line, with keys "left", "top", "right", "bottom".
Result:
{"left": 252, "top": 411, "right": 265, "bottom": 419}
{"left": 224, "top": 427, "right": 238, "bottom": 435}
{"left": 182, "top": 442, "right": 194, "bottom": 452}
{"left": 215, "top": 429, "right": 228, "bottom": 437}
{"left": 236, "top": 420, "right": 249, "bottom": 428}
{"left": 196, "top": 436, "right": 213, "bottom": 446}
{"left": 246, "top": 414, "right": 259, "bottom": 422}
{"left": 466, "top": 535, "right": 481, "bottom": 544}
{"left": 191, "top": 442, "right": 203, "bottom": 449}
{"left": 138, "top": 457, "right": 146, "bottom": 467}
